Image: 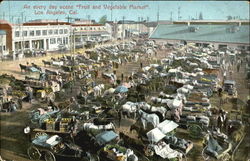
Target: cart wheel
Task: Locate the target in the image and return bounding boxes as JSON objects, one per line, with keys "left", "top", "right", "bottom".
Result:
{"left": 27, "top": 146, "right": 41, "bottom": 160}
{"left": 221, "top": 153, "right": 231, "bottom": 161}
{"left": 35, "top": 132, "right": 48, "bottom": 138}
{"left": 44, "top": 150, "right": 56, "bottom": 161}
{"left": 188, "top": 124, "right": 202, "bottom": 139}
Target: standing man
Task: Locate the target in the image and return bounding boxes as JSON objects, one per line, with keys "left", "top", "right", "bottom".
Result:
{"left": 121, "top": 73, "right": 124, "bottom": 82}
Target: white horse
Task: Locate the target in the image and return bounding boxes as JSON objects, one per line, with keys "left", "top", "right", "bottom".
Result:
{"left": 83, "top": 122, "right": 115, "bottom": 131}
{"left": 138, "top": 109, "right": 160, "bottom": 129}
{"left": 102, "top": 88, "right": 115, "bottom": 97}
{"left": 93, "top": 84, "right": 105, "bottom": 97}
{"left": 142, "top": 105, "right": 168, "bottom": 118}
{"left": 121, "top": 102, "right": 138, "bottom": 118}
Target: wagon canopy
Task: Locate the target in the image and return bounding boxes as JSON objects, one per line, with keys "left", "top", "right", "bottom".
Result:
{"left": 147, "top": 128, "right": 166, "bottom": 143}
{"left": 157, "top": 120, "right": 179, "bottom": 134}
{"left": 95, "top": 131, "right": 118, "bottom": 146}
{"left": 114, "top": 85, "right": 128, "bottom": 93}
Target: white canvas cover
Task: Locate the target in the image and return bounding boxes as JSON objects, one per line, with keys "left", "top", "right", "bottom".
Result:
{"left": 153, "top": 142, "right": 183, "bottom": 159}
{"left": 157, "top": 120, "right": 179, "bottom": 134}
{"left": 147, "top": 128, "right": 166, "bottom": 143}
{"left": 167, "top": 99, "right": 182, "bottom": 109}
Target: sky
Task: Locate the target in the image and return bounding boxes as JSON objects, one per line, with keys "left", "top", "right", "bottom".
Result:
{"left": 0, "top": 1, "right": 249, "bottom": 23}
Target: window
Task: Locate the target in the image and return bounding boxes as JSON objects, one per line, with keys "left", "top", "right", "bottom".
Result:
{"left": 42, "top": 30, "right": 47, "bottom": 35}
{"left": 48, "top": 30, "right": 53, "bottom": 35}
{"left": 3, "top": 46, "right": 5, "bottom": 50}
{"left": 64, "top": 29, "right": 68, "bottom": 34}
{"left": 65, "top": 37, "right": 68, "bottom": 44}
{"left": 90, "top": 27, "right": 92, "bottom": 30}
{"left": 36, "top": 30, "right": 41, "bottom": 36}
{"left": 59, "top": 29, "right": 63, "bottom": 34}
{"left": 24, "top": 41, "right": 29, "bottom": 48}
{"left": 15, "top": 31, "right": 20, "bottom": 37}
{"left": 54, "top": 29, "right": 58, "bottom": 35}
{"left": 30, "top": 30, "right": 34, "bottom": 36}
{"left": 50, "top": 38, "right": 56, "bottom": 44}
{"left": 57, "top": 38, "right": 62, "bottom": 44}
{"left": 22, "top": 31, "right": 28, "bottom": 37}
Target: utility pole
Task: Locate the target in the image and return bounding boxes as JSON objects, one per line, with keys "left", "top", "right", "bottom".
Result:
{"left": 110, "top": 2, "right": 113, "bottom": 21}
{"left": 73, "top": 30, "right": 75, "bottom": 55}
{"left": 147, "top": 17, "right": 149, "bottom": 35}
{"left": 178, "top": 7, "right": 181, "bottom": 20}
{"left": 87, "top": 15, "right": 90, "bottom": 41}
{"left": 21, "top": 12, "right": 24, "bottom": 56}
{"left": 122, "top": 16, "right": 125, "bottom": 49}
{"left": 157, "top": 5, "right": 159, "bottom": 23}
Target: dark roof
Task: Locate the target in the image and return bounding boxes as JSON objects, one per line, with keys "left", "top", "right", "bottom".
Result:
{"left": 74, "top": 31, "right": 110, "bottom": 36}
{"left": 144, "top": 22, "right": 158, "bottom": 28}
{"left": 150, "top": 24, "right": 250, "bottom": 44}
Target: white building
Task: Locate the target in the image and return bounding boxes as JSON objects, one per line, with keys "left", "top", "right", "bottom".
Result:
{"left": 12, "top": 20, "right": 71, "bottom": 52}
{"left": 0, "top": 30, "right": 8, "bottom": 57}
{"left": 72, "top": 24, "right": 112, "bottom": 43}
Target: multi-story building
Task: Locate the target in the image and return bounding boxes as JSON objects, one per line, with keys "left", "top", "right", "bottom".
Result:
{"left": 72, "top": 23, "right": 112, "bottom": 45}
{"left": 0, "top": 30, "right": 8, "bottom": 58}
{"left": 116, "top": 20, "right": 148, "bottom": 39}
{"left": 0, "top": 19, "right": 71, "bottom": 55}
{"left": 13, "top": 20, "right": 71, "bottom": 52}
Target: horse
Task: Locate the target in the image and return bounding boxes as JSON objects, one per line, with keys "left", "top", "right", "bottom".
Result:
{"left": 121, "top": 102, "right": 138, "bottom": 118}
{"left": 45, "top": 69, "right": 58, "bottom": 75}
{"left": 93, "top": 118, "right": 112, "bottom": 126}
{"left": 130, "top": 122, "right": 148, "bottom": 140}
{"left": 31, "top": 63, "right": 42, "bottom": 72}
{"left": 141, "top": 105, "right": 168, "bottom": 119}
{"left": 19, "top": 64, "right": 28, "bottom": 72}
{"left": 42, "top": 60, "right": 51, "bottom": 67}
{"left": 138, "top": 109, "right": 160, "bottom": 129}
{"left": 83, "top": 122, "right": 115, "bottom": 131}
{"left": 102, "top": 88, "right": 115, "bottom": 97}
{"left": 93, "top": 84, "right": 105, "bottom": 97}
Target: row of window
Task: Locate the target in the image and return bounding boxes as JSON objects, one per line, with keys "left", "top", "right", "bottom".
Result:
{"left": 50, "top": 37, "right": 68, "bottom": 45}
{"left": 75, "top": 27, "right": 106, "bottom": 31}
{"left": 15, "top": 29, "right": 68, "bottom": 37}
{"left": 0, "top": 45, "right": 6, "bottom": 51}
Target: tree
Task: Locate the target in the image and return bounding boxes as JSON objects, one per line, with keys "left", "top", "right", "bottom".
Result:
{"left": 199, "top": 12, "right": 203, "bottom": 20}
{"left": 99, "top": 15, "right": 107, "bottom": 24}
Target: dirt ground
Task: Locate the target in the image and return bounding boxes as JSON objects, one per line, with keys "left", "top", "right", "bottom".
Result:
{"left": 0, "top": 46, "right": 249, "bottom": 161}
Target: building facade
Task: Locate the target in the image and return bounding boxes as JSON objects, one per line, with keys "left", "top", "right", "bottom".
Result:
{"left": 12, "top": 21, "right": 71, "bottom": 52}
{"left": 0, "top": 30, "right": 8, "bottom": 57}
{"left": 72, "top": 24, "right": 111, "bottom": 42}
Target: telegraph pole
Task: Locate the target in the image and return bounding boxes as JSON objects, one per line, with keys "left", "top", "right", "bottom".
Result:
{"left": 157, "top": 5, "right": 159, "bottom": 23}
{"left": 21, "top": 12, "right": 24, "bottom": 56}
{"left": 110, "top": 2, "right": 113, "bottom": 21}
{"left": 122, "top": 16, "right": 125, "bottom": 49}
{"left": 178, "top": 7, "right": 181, "bottom": 20}
{"left": 87, "top": 15, "right": 90, "bottom": 41}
